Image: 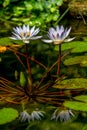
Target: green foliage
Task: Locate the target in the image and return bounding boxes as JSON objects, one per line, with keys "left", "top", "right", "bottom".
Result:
{"left": 0, "top": 37, "right": 12, "bottom": 46}
{"left": 0, "top": 37, "right": 25, "bottom": 46}
{"left": 0, "top": 0, "right": 63, "bottom": 27}
{"left": 0, "top": 108, "right": 18, "bottom": 125}
{"left": 74, "top": 95, "right": 87, "bottom": 103}
{"left": 63, "top": 101, "right": 87, "bottom": 111}
{"left": 64, "top": 56, "right": 87, "bottom": 66}
{"left": 54, "top": 41, "right": 87, "bottom": 53}
{"left": 53, "top": 78, "right": 87, "bottom": 89}
{"left": 3, "top": 0, "right": 10, "bottom": 7}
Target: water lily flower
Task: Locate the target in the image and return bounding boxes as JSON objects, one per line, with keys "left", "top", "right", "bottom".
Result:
{"left": 43, "top": 25, "right": 75, "bottom": 45}
{"left": 19, "top": 109, "right": 44, "bottom": 122}
{"left": 10, "top": 25, "right": 42, "bottom": 44}
{"left": 51, "top": 109, "right": 75, "bottom": 122}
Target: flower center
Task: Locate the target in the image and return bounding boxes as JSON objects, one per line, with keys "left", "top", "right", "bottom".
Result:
{"left": 20, "top": 32, "right": 32, "bottom": 38}
{"left": 53, "top": 40, "right": 63, "bottom": 45}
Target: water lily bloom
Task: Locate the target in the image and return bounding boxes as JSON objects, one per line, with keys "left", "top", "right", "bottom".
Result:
{"left": 43, "top": 25, "right": 75, "bottom": 45}
{"left": 19, "top": 109, "right": 44, "bottom": 122}
{"left": 10, "top": 25, "right": 42, "bottom": 44}
{"left": 51, "top": 109, "right": 75, "bottom": 122}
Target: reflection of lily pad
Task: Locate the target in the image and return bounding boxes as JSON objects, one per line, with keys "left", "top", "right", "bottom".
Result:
{"left": 53, "top": 78, "right": 87, "bottom": 89}
{"left": 74, "top": 95, "right": 87, "bottom": 102}
{"left": 64, "top": 56, "right": 87, "bottom": 66}
{"left": 54, "top": 41, "right": 87, "bottom": 53}
{"left": 63, "top": 101, "right": 87, "bottom": 111}
{"left": 0, "top": 108, "right": 18, "bottom": 125}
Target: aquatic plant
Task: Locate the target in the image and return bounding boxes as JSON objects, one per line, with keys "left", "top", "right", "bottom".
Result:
{"left": 0, "top": 25, "right": 74, "bottom": 121}
{"left": 1, "top": 23, "right": 87, "bottom": 128}
{"left": 0, "top": 0, "right": 63, "bottom": 27}
{"left": 43, "top": 25, "right": 75, "bottom": 77}
{"left": 10, "top": 25, "right": 42, "bottom": 44}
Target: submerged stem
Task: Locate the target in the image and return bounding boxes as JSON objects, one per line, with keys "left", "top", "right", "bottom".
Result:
{"left": 57, "top": 44, "right": 61, "bottom": 77}
{"left": 25, "top": 44, "right": 32, "bottom": 93}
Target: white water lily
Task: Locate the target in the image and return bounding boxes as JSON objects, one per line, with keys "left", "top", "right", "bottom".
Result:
{"left": 51, "top": 109, "right": 75, "bottom": 122}
{"left": 19, "top": 109, "right": 44, "bottom": 122}
{"left": 43, "top": 25, "right": 75, "bottom": 45}
{"left": 10, "top": 25, "right": 42, "bottom": 43}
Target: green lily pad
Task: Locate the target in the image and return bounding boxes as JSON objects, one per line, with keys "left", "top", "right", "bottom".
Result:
{"left": 53, "top": 78, "right": 87, "bottom": 89}
{"left": 63, "top": 56, "right": 87, "bottom": 66}
{"left": 0, "top": 37, "right": 24, "bottom": 46}
{"left": 0, "top": 108, "right": 18, "bottom": 125}
{"left": 74, "top": 95, "right": 87, "bottom": 102}
{"left": 54, "top": 41, "right": 87, "bottom": 53}
{"left": 0, "top": 37, "right": 12, "bottom": 46}
{"left": 63, "top": 101, "right": 87, "bottom": 111}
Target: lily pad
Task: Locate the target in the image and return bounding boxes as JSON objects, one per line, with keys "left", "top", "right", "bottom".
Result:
{"left": 0, "top": 108, "right": 18, "bottom": 125}
{"left": 53, "top": 78, "right": 87, "bottom": 89}
{"left": 63, "top": 101, "right": 87, "bottom": 111}
{"left": 0, "top": 37, "right": 24, "bottom": 46}
{"left": 0, "top": 37, "right": 12, "bottom": 46}
{"left": 63, "top": 56, "right": 87, "bottom": 66}
{"left": 54, "top": 41, "right": 87, "bottom": 53}
{"left": 74, "top": 95, "right": 87, "bottom": 102}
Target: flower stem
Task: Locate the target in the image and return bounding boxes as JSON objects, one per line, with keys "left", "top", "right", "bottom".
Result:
{"left": 25, "top": 44, "right": 32, "bottom": 93}
{"left": 57, "top": 44, "right": 61, "bottom": 77}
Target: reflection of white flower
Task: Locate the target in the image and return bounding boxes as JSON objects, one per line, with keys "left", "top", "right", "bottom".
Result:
{"left": 43, "top": 25, "right": 75, "bottom": 45}
{"left": 30, "top": 110, "right": 44, "bottom": 121}
{"left": 19, "top": 111, "right": 31, "bottom": 122}
{"left": 10, "top": 25, "right": 42, "bottom": 43}
{"left": 51, "top": 109, "right": 75, "bottom": 122}
{"left": 19, "top": 109, "right": 44, "bottom": 122}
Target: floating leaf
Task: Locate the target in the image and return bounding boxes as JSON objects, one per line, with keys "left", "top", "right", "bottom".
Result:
{"left": 54, "top": 41, "right": 87, "bottom": 53}
{"left": 53, "top": 78, "right": 87, "bottom": 89}
{"left": 74, "top": 95, "right": 87, "bottom": 102}
{"left": 80, "top": 60, "right": 87, "bottom": 67}
{"left": 63, "top": 56, "right": 87, "bottom": 66}
{"left": 0, "top": 37, "right": 24, "bottom": 46}
{"left": 0, "top": 37, "right": 12, "bottom": 46}
{"left": 0, "top": 108, "right": 18, "bottom": 125}
{"left": 63, "top": 101, "right": 87, "bottom": 111}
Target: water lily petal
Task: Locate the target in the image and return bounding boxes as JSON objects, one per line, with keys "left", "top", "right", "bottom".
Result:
{"left": 31, "top": 28, "right": 40, "bottom": 36}
{"left": 30, "top": 36, "right": 42, "bottom": 40}
{"left": 30, "top": 26, "right": 35, "bottom": 34}
{"left": 64, "top": 37, "right": 75, "bottom": 42}
{"left": 26, "top": 25, "right": 30, "bottom": 33}
{"left": 23, "top": 25, "right": 26, "bottom": 33}
{"left": 64, "top": 27, "right": 71, "bottom": 38}
{"left": 42, "top": 39, "right": 53, "bottom": 43}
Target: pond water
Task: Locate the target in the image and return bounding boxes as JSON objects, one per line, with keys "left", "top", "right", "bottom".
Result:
{"left": 0, "top": 18, "right": 87, "bottom": 130}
